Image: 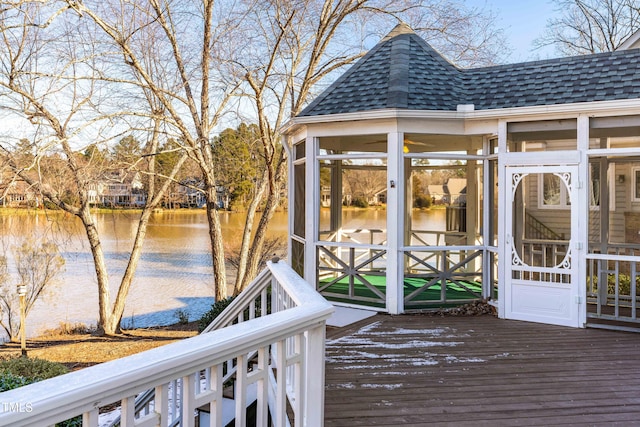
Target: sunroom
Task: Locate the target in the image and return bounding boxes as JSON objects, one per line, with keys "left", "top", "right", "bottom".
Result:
{"left": 284, "top": 23, "right": 640, "bottom": 331}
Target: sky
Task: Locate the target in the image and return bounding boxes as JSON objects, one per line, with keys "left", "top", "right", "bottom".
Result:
{"left": 465, "top": 0, "right": 560, "bottom": 62}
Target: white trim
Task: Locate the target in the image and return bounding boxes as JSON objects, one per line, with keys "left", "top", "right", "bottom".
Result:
{"left": 317, "top": 153, "right": 388, "bottom": 161}
{"left": 284, "top": 98, "right": 640, "bottom": 130}
{"left": 618, "top": 28, "right": 640, "bottom": 50}
{"left": 408, "top": 152, "right": 485, "bottom": 160}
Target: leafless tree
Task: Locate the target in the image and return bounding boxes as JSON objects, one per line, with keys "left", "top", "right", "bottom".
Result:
{"left": 0, "top": 238, "right": 65, "bottom": 341}
{"left": 400, "top": 0, "right": 512, "bottom": 67}
{"left": 1, "top": 0, "right": 508, "bottom": 314}
{"left": 224, "top": 0, "right": 509, "bottom": 293}
{"left": 61, "top": 0, "right": 240, "bottom": 302}
{"left": 0, "top": 2, "right": 188, "bottom": 335}
{"left": 534, "top": 0, "right": 640, "bottom": 55}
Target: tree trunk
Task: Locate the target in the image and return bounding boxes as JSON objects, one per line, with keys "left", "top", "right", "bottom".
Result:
{"left": 205, "top": 185, "right": 228, "bottom": 301}
{"left": 106, "top": 207, "right": 152, "bottom": 333}
{"left": 233, "top": 175, "right": 268, "bottom": 295}
{"left": 236, "top": 153, "right": 286, "bottom": 293}
{"left": 79, "top": 207, "right": 116, "bottom": 335}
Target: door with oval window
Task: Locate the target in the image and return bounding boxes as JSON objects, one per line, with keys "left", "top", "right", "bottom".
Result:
{"left": 504, "top": 165, "right": 581, "bottom": 327}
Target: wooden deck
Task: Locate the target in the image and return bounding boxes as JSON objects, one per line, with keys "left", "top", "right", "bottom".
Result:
{"left": 325, "top": 314, "right": 640, "bottom": 426}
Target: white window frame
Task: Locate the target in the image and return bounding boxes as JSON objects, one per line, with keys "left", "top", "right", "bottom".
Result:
{"left": 632, "top": 166, "right": 640, "bottom": 202}
{"left": 537, "top": 165, "right": 615, "bottom": 210}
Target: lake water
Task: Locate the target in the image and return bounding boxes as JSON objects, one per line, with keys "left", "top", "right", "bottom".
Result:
{"left": 0, "top": 209, "right": 289, "bottom": 338}
{"left": 0, "top": 207, "right": 442, "bottom": 338}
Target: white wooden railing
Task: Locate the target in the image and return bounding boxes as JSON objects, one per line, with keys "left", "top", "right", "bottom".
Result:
{"left": 0, "top": 260, "right": 334, "bottom": 427}
{"left": 586, "top": 251, "right": 640, "bottom": 329}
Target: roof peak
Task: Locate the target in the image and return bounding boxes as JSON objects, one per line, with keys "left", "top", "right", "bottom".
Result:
{"left": 381, "top": 22, "right": 415, "bottom": 41}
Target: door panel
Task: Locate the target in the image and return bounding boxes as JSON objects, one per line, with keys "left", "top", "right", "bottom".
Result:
{"left": 504, "top": 165, "right": 580, "bottom": 327}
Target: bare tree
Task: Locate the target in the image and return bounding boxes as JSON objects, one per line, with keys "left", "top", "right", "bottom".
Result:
{"left": 534, "top": 0, "right": 640, "bottom": 55}
{"left": 1, "top": 0, "right": 508, "bottom": 314}
{"left": 402, "top": 0, "right": 512, "bottom": 67}
{"left": 0, "top": 238, "right": 65, "bottom": 341}
{"left": 61, "top": 0, "right": 240, "bottom": 302}
{"left": 0, "top": 2, "right": 188, "bottom": 335}
{"left": 224, "top": 0, "right": 509, "bottom": 294}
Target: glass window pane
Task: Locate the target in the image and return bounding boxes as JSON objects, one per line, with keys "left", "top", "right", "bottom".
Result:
{"left": 543, "top": 174, "right": 561, "bottom": 206}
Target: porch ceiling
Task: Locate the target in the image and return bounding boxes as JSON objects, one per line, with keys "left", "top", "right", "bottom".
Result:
{"left": 320, "top": 133, "right": 483, "bottom": 153}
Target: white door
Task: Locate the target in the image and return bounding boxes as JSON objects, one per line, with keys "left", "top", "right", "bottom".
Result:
{"left": 504, "top": 165, "right": 581, "bottom": 327}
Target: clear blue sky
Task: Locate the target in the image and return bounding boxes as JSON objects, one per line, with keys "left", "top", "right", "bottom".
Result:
{"left": 465, "top": 0, "right": 559, "bottom": 62}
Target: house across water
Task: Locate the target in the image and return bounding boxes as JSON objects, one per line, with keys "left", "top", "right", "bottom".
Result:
{"left": 283, "top": 23, "right": 640, "bottom": 332}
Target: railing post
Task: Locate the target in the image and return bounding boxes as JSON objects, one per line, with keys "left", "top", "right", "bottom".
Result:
{"left": 235, "top": 354, "right": 248, "bottom": 426}
{"left": 155, "top": 383, "right": 169, "bottom": 424}
{"left": 275, "top": 339, "right": 287, "bottom": 427}
{"left": 181, "top": 374, "right": 196, "bottom": 427}
{"left": 83, "top": 409, "right": 99, "bottom": 427}
{"left": 120, "top": 396, "right": 135, "bottom": 426}
{"left": 304, "top": 323, "right": 327, "bottom": 427}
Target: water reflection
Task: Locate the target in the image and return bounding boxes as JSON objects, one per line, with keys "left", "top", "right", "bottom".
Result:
{"left": 0, "top": 209, "right": 288, "bottom": 338}
{"left": 0, "top": 207, "right": 442, "bottom": 338}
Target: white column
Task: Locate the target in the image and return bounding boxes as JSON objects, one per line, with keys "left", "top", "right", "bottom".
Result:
{"left": 386, "top": 132, "right": 404, "bottom": 314}
{"left": 576, "top": 114, "right": 590, "bottom": 327}
{"left": 285, "top": 135, "right": 294, "bottom": 263}
{"left": 304, "top": 136, "right": 318, "bottom": 285}
{"left": 482, "top": 136, "right": 493, "bottom": 299}
{"left": 497, "top": 120, "right": 508, "bottom": 319}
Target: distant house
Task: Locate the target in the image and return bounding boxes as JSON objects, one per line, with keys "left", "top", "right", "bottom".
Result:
{"left": 444, "top": 178, "right": 466, "bottom": 205}
{"left": 426, "top": 179, "right": 466, "bottom": 205}
{"left": 172, "top": 178, "right": 230, "bottom": 209}
{"left": 427, "top": 184, "right": 445, "bottom": 203}
{"left": 0, "top": 177, "right": 39, "bottom": 208}
{"left": 88, "top": 170, "right": 146, "bottom": 207}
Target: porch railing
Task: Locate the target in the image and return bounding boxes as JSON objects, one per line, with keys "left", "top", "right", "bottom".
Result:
{"left": 403, "top": 246, "right": 484, "bottom": 309}
{"left": 0, "top": 261, "right": 333, "bottom": 427}
{"left": 317, "top": 242, "right": 387, "bottom": 308}
{"left": 586, "top": 250, "right": 640, "bottom": 331}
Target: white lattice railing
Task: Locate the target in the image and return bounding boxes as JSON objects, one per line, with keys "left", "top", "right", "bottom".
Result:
{"left": 0, "top": 260, "right": 334, "bottom": 427}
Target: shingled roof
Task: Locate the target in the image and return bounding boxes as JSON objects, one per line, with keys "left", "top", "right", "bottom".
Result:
{"left": 298, "top": 23, "right": 640, "bottom": 117}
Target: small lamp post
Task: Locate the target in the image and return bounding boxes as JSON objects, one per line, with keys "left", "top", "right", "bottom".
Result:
{"left": 17, "top": 284, "right": 27, "bottom": 357}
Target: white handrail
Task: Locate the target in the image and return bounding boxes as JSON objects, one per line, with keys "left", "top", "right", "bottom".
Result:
{"left": 0, "top": 261, "right": 333, "bottom": 427}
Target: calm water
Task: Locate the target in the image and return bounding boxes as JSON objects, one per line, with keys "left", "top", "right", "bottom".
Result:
{"left": 0, "top": 209, "right": 288, "bottom": 338}
{"left": 0, "top": 207, "right": 441, "bottom": 338}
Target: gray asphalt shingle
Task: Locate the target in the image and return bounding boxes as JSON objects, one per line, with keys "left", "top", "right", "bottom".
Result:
{"left": 298, "top": 23, "right": 640, "bottom": 117}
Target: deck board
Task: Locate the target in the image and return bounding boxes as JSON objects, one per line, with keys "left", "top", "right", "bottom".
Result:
{"left": 324, "top": 314, "right": 640, "bottom": 426}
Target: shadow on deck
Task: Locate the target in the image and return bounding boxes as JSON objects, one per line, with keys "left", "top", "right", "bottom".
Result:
{"left": 325, "top": 314, "right": 640, "bottom": 426}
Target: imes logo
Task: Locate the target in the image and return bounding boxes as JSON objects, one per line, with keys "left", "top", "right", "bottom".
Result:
{"left": 2, "top": 402, "right": 33, "bottom": 413}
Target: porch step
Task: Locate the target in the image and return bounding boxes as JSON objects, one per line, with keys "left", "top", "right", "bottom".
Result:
{"left": 327, "top": 305, "right": 377, "bottom": 328}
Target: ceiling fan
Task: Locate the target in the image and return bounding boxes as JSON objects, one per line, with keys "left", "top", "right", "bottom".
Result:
{"left": 364, "top": 138, "right": 435, "bottom": 152}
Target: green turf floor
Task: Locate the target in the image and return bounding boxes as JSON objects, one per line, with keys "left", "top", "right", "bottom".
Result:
{"left": 319, "top": 274, "right": 482, "bottom": 309}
